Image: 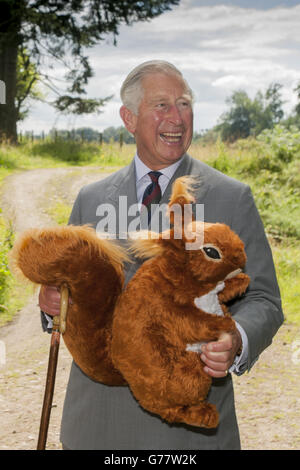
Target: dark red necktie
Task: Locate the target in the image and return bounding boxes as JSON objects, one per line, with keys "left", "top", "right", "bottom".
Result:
{"left": 142, "top": 171, "right": 162, "bottom": 224}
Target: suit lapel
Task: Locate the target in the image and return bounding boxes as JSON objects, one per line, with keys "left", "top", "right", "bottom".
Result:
{"left": 106, "top": 159, "right": 137, "bottom": 206}
{"left": 160, "top": 153, "right": 191, "bottom": 205}
{"left": 160, "top": 153, "right": 209, "bottom": 206}
{"left": 105, "top": 159, "right": 139, "bottom": 237}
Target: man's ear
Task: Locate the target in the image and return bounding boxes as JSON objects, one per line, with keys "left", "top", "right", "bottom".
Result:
{"left": 120, "top": 105, "right": 137, "bottom": 134}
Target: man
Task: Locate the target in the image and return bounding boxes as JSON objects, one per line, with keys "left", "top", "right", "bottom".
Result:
{"left": 39, "top": 60, "right": 283, "bottom": 450}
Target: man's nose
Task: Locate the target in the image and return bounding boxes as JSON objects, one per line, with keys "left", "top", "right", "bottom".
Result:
{"left": 167, "top": 104, "right": 184, "bottom": 125}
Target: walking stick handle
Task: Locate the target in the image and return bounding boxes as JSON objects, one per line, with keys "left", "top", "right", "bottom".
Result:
{"left": 59, "top": 283, "right": 68, "bottom": 334}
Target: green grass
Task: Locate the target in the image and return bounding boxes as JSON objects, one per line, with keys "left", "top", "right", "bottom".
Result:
{"left": 46, "top": 201, "right": 72, "bottom": 225}
{"left": 271, "top": 241, "right": 300, "bottom": 325}
{"left": 0, "top": 216, "right": 32, "bottom": 326}
{"left": 191, "top": 128, "right": 300, "bottom": 325}
{"left": 196, "top": 133, "right": 300, "bottom": 242}
{"left": 0, "top": 139, "right": 134, "bottom": 172}
{"left": 0, "top": 216, "right": 12, "bottom": 317}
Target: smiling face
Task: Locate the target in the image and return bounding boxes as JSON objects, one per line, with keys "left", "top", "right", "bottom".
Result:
{"left": 120, "top": 72, "right": 193, "bottom": 170}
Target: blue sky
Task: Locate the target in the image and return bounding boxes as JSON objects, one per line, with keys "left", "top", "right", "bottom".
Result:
{"left": 20, "top": 0, "right": 300, "bottom": 134}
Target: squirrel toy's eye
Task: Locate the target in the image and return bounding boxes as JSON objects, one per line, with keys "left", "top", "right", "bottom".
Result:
{"left": 203, "top": 246, "right": 221, "bottom": 260}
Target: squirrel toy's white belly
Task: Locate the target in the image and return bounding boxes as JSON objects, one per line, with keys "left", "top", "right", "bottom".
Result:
{"left": 186, "top": 282, "right": 225, "bottom": 354}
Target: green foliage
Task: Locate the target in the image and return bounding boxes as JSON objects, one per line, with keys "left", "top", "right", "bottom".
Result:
{"left": 53, "top": 95, "right": 113, "bottom": 116}
{"left": 18, "top": 1, "right": 179, "bottom": 97}
{"left": 47, "top": 125, "right": 135, "bottom": 144}
{"left": 16, "top": 46, "right": 42, "bottom": 122}
{"left": 0, "top": 139, "right": 135, "bottom": 169}
{"left": 294, "top": 81, "right": 300, "bottom": 117}
{"left": 0, "top": 0, "right": 180, "bottom": 141}
{"left": 257, "top": 125, "right": 300, "bottom": 163}
{"left": 0, "top": 216, "right": 13, "bottom": 313}
{"left": 218, "top": 90, "right": 254, "bottom": 141}
{"left": 28, "top": 140, "right": 101, "bottom": 163}
{"left": 0, "top": 212, "right": 32, "bottom": 326}
{"left": 272, "top": 241, "right": 300, "bottom": 325}
{"left": 0, "top": 146, "right": 18, "bottom": 169}
{"left": 217, "top": 83, "right": 284, "bottom": 142}
{"left": 47, "top": 201, "right": 71, "bottom": 225}
{"left": 102, "top": 126, "right": 135, "bottom": 144}
{"left": 202, "top": 128, "right": 300, "bottom": 323}
{"left": 207, "top": 126, "right": 300, "bottom": 241}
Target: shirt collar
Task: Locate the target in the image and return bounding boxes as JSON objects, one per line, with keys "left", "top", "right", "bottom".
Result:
{"left": 134, "top": 153, "right": 184, "bottom": 183}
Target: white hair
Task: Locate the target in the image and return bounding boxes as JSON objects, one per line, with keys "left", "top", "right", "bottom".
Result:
{"left": 120, "top": 60, "right": 194, "bottom": 115}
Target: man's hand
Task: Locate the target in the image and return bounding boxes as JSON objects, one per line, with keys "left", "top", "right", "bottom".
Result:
{"left": 39, "top": 285, "right": 62, "bottom": 316}
{"left": 201, "top": 330, "right": 242, "bottom": 378}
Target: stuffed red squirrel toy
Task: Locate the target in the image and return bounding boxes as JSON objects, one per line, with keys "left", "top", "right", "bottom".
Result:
{"left": 10, "top": 176, "right": 250, "bottom": 428}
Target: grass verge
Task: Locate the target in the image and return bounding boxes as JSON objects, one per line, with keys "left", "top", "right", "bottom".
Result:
{"left": 0, "top": 216, "right": 33, "bottom": 326}
{"left": 271, "top": 240, "right": 300, "bottom": 325}
{"left": 46, "top": 201, "right": 72, "bottom": 226}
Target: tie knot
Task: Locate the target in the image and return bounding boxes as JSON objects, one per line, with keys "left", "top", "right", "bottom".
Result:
{"left": 148, "top": 171, "right": 162, "bottom": 183}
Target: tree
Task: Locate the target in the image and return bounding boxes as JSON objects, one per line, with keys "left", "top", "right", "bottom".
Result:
{"left": 264, "top": 83, "right": 284, "bottom": 124}
{"left": 217, "top": 83, "right": 284, "bottom": 142}
{"left": 281, "top": 82, "right": 300, "bottom": 129}
{"left": 102, "top": 125, "right": 134, "bottom": 144}
{"left": 294, "top": 82, "right": 300, "bottom": 117}
{"left": 0, "top": 0, "right": 180, "bottom": 143}
{"left": 217, "top": 90, "right": 254, "bottom": 141}
{"left": 15, "top": 46, "right": 42, "bottom": 122}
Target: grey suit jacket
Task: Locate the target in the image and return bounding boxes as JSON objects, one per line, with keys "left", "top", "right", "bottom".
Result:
{"left": 60, "top": 154, "right": 283, "bottom": 450}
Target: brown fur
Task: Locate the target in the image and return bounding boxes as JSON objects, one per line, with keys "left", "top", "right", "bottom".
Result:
{"left": 10, "top": 177, "right": 250, "bottom": 427}
{"left": 10, "top": 225, "right": 129, "bottom": 385}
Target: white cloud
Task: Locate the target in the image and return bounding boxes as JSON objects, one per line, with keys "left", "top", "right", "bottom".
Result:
{"left": 20, "top": 1, "right": 300, "bottom": 134}
{"left": 212, "top": 75, "right": 251, "bottom": 89}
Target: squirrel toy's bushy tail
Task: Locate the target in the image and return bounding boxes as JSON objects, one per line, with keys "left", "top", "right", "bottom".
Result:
{"left": 10, "top": 225, "right": 128, "bottom": 385}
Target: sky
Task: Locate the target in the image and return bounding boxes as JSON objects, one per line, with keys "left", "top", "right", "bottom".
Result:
{"left": 20, "top": 0, "right": 300, "bottom": 135}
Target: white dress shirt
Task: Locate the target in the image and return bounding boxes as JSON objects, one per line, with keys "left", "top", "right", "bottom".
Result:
{"left": 134, "top": 153, "right": 183, "bottom": 207}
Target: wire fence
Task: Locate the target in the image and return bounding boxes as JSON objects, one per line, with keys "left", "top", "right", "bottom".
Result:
{"left": 17, "top": 129, "right": 131, "bottom": 148}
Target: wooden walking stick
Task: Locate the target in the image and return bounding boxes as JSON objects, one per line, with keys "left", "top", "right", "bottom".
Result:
{"left": 37, "top": 284, "right": 69, "bottom": 450}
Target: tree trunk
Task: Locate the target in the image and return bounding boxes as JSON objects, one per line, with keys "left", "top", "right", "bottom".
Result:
{"left": 0, "top": 39, "right": 18, "bottom": 143}
{"left": 0, "top": 1, "right": 22, "bottom": 144}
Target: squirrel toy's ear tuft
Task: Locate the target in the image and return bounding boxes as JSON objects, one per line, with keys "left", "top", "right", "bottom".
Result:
{"left": 167, "top": 175, "right": 198, "bottom": 234}
{"left": 129, "top": 230, "right": 164, "bottom": 259}
{"left": 168, "top": 175, "right": 196, "bottom": 209}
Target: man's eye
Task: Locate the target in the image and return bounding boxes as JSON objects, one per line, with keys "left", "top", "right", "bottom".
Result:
{"left": 178, "top": 100, "right": 190, "bottom": 108}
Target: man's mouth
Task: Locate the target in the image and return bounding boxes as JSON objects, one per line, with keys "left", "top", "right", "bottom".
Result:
{"left": 159, "top": 132, "right": 183, "bottom": 143}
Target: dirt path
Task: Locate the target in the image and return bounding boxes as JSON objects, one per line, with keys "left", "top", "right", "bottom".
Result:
{"left": 0, "top": 167, "right": 112, "bottom": 450}
{"left": 0, "top": 167, "right": 299, "bottom": 450}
